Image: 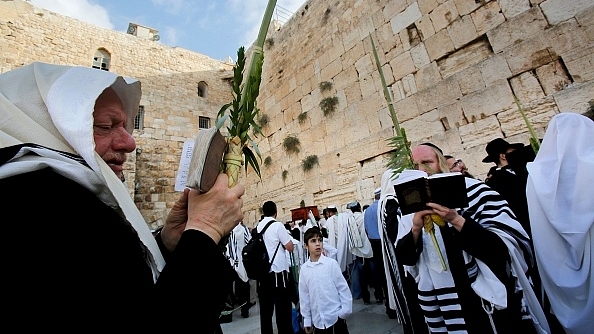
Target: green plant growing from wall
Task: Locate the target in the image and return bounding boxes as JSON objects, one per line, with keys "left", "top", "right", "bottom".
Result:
{"left": 282, "top": 170, "right": 289, "bottom": 181}
{"left": 301, "top": 155, "right": 319, "bottom": 171}
{"left": 264, "top": 156, "right": 272, "bottom": 167}
{"left": 298, "top": 112, "right": 308, "bottom": 124}
{"left": 300, "top": 200, "right": 305, "bottom": 207}
{"left": 257, "top": 113, "right": 270, "bottom": 127}
{"left": 320, "top": 96, "right": 339, "bottom": 116}
{"left": 265, "top": 37, "right": 274, "bottom": 48}
{"left": 283, "top": 135, "right": 301, "bottom": 154}
{"left": 319, "top": 81, "right": 333, "bottom": 92}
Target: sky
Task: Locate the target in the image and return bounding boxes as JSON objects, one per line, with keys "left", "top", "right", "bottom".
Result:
{"left": 29, "top": 0, "right": 306, "bottom": 62}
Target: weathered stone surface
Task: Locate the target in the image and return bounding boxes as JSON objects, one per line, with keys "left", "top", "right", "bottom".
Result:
{"left": 479, "top": 54, "right": 513, "bottom": 86}
{"left": 425, "top": 29, "right": 455, "bottom": 61}
{"left": 437, "top": 38, "right": 492, "bottom": 79}
{"left": 562, "top": 45, "right": 594, "bottom": 83}
{"left": 416, "top": 76, "right": 462, "bottom": 113}
{"left": 503, "top": 35, "right": 553, "bottom": 75}
{"left": 553, "top": 81, "right": 594, "bottom": 112}
{"left": 461, "top": 80, "right": 515, "bottom": 122}
{"left": 535, "top": 60, "right": 572, "bottom": 96}
{"left": 471, "top": 1, "right": 506, "bottom": 36}
{"left": 540, "top": 0, "right": 594, "bottom": 25}
{"left": 430, "top": 0, "right": 459, "bottom": 32}
{"left": 391, "top": 3, "right": 422, "bottom": 34}
{"left": 415, "top": 62, "right": 442, "bottom": 91}
{"left": 487, "top": 7, "right": 548, "bottom": 53}
{"left": 510, "top": 71, "right": 546, "bottom": 104}
{"left": 499, "top": 0, "right": 531, "bottom": 19}
{"left": 447, "top": 15, "right": 479, "bottom": 49}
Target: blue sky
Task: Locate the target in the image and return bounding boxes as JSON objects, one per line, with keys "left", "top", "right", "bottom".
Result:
{"left": 29, "top": 0, "right": 306, "bottom": 62}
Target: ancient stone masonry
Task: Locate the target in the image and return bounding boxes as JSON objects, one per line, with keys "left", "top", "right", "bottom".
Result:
{"left": 0, "top": 0, "right": 234, "bottom": 229}
{"left": 241, "top": 0, "right": 593, "bottom": 226}
{"left": 2, "top": 0, "right": 593, "bottom": 229}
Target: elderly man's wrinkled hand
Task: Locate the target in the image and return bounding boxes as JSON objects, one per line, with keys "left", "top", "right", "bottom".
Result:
{"left": 161, "top": 188, "right": 190, "bottom": 252}
{"left": 186, "top": 173, "right": 245, "bottom": 243}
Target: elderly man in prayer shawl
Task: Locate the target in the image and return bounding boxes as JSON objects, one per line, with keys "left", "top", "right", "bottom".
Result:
{"left": 526, "top": 112, "right": 594, "bottom": 334}
{"left": 0, "top": 62, "right": 245, "bottom": 332}
{"left": 394, "top": 143, "right": 550, "bottom": 334}
{"left": 378, "top": 169, "right": 429, "bottom": 334}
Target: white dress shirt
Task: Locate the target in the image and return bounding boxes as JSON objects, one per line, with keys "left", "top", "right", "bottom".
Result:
{"left": 299, "top": 255, "right": 352, "bottom": 329}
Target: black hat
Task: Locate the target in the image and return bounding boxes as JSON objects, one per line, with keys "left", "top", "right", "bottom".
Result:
{"left": 482, "top": 138, "right": 524, "bottom": 163}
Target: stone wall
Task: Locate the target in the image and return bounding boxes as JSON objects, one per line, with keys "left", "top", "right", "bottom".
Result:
{"left": 0, "top": 0, "right": 234, "bottom": 229}
{"left": 2, "top": 0, "right": 593, "bottom": 228}
{"left": 241, "top": 0, "right": 594, "bottom": 225}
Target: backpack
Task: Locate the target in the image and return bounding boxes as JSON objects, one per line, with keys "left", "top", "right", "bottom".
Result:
{"left": 242, "top": 220, "right": 281, "bottom": 280}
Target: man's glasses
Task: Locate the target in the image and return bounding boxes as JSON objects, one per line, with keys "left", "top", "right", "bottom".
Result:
{"left": 450, "top": 159, "right": 463, "bottom": 171}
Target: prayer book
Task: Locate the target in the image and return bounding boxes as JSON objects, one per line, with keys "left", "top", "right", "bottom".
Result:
{"left": 184, "top": 127, "right": 227, "bottom": 192}
{"left": 394, "top": 170, "right": 468, "bottom": 215}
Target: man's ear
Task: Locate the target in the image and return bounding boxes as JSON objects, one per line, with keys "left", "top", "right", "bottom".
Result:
{"left": 499, "top": 152, "right": 507, "bottom": 162}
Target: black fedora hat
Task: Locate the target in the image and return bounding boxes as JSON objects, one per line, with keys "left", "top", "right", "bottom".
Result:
{"left": 482, "top": 138, "right": 524, "bottom": 163}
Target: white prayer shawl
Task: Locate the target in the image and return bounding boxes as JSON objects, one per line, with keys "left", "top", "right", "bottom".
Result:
{"left": 377, "top": 169, "right": 409, "bottom": 324}
{"left": 526, "top": 113, "right": 594, "bottom": 334}
{"left": 0, "top": 62, "right": 165, "bottom": 281}
{"left": 395, "top": 169, "right": 549, "bottom": 333}
{"left": 329, "top": 212, "right": 353, "bottom": 272}
{"left": 348, "top": 211, "right": 373, "bottom": 258}
{"left": 227, "top": 223, "right": 251, "bottom": 282}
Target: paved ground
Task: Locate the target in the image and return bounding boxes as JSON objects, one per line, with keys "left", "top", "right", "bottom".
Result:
{"left": 220, "top": 297, "right": 405, "bottom": 334}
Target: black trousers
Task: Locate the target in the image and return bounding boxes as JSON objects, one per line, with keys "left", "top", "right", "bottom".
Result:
{"left": 314, "top": 318, "right": 349, "bottom": 334}
{"left": 258, "top": 271, "right": 294, "bottom": 334}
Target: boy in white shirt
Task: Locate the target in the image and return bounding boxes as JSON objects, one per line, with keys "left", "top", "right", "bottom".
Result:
{"left": 299, "top": 227, "right": 352, "bottom": 334}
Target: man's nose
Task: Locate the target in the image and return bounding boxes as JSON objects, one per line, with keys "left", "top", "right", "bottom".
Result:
{"left": 114, "top": 128, "right": 136, "bottom": 152}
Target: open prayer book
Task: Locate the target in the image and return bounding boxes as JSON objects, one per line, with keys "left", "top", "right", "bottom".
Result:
{"left": 394, "top": 170, "right": 468, "bottom": 215}
{"left": 174, "top": 127, "right": 227, "bottom": 192}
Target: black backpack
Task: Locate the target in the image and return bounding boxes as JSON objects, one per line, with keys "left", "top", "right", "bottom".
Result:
{"left": 242, "top": 220, "right": 281, "bottom": 280}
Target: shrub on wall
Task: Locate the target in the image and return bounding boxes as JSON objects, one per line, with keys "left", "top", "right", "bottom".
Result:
{"left": 301, "top": 155, "right": 319, "bottom": 171}
{"left": 320, "top": 96, "right": 339, "bottom": 116}
{"left": 283, "top": 135, "right": 301, "bottom": 154}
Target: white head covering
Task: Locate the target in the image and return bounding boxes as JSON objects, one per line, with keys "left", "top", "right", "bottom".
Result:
{"left": 526, "top": 112, "right": 594, "bottom": 333}
{"left": 0, "top": 62, "right": 165, "bottom": 280}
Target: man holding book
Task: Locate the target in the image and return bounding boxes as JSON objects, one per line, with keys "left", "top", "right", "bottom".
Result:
{"left": 394, "top": 143, "right": 549, "bottom": 333}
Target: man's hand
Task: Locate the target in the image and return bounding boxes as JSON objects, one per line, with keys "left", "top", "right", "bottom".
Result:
{"left": 426, "top": 202, "right": 465, "bottom": 231}
{"left": 186, "top": 173, "right": 245, "bottom": 244}
{"left": 161, "top": 188, "right": 190, "bottom": 252}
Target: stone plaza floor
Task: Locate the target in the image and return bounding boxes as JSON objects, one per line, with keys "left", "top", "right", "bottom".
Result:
{"left": 220, "top": 297, "right": 405, "bottom": 334}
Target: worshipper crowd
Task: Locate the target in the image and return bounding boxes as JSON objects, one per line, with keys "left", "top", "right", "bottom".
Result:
{"left": 2, "top": 62, "right": 592, "bottom": 334}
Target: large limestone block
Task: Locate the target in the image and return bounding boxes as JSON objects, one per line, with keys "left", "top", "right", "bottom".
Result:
{"left": 471, "top": 1, "right": 506, "bottom": 36}
{"left": 454, "top": 0, "right": 484, "bottom": 16}
{"left": 458, "top": 116, "right": 503, "bottom": 149}
{"left": 563, "top": 44, "right": 594, "bottom": 83}
{"left": 461, "top": 79, "right": 515, "bottom": 122}
{"left": 437, "top": 37, "right": 492, "bottom": 79}
{"left": 416, "top": 15, "right": 436, "bottom": 41}
{"left": 553, "top": 81, "right": 594, "bottom": 113}
{"left": 425, "top": 29, "right": 455, "bottom": 61}
{"left": 438, "top": 100, "right": 468, "bottom": 130}
{"left": 540, "top": 0, "right": 594, "bottom": 25}
{"left": 544, "top": 19, "right": 590, "bottom": 57}
{"left": 418, "top": 0, "right": 439, "bottom": 15}
{"left": 391, "top": 3, "right": 422, "bottom": 34}
{"left": 394, "top": 93, "right": 422, "bottom": 123}
{"left": 480, "top": 54, "right": 513, "bottom": 86}
{"left": 497, "top": 97, "right": 558, "bottom": 136}
{"left": 415, "top": 61, "right": 442, "bottom": 91}
{"left": 389, "top": 50, "right": 416, "bottom": 81}
{"left": 447, "top": 15, "right": 479, "bottom": 49}
{"left": 487, "top": 7, "right": 548, "bottom": 53}
{"left": 430, "top": 0, "right": 459, "bottom": 32}
{"left": 411, "top": 43, "right": 431, "bottom": 68}
{"left": 503, "top": 35, "right": 553, "bottom": 75}
{"left": 454, "top": 64, "right": 485, "bottom": 96}
{"left": 535, "top": 60, "right": 572, "bottom": 96}
{"left": 510, "top": 71, "right": 546, "bottom": 103}
{"left": 415, "top": 76, "right": 462, "bottom": 113}
{"left": 575, "top": 6, "right": 594, "bottom": 43}
{"left": 400, "top": 109, "right": 445, "bottom": 143}
{"left": 499, "top": 0, "right": 531, "bottom": 19}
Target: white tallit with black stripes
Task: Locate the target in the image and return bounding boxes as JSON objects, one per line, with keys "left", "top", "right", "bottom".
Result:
{"left": 394, "top": 169, "right": 550, "bottom": 333}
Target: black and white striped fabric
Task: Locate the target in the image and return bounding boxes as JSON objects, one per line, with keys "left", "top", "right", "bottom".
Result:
{"left": 395, "top": 171, "right": 549, "bottom": 333}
